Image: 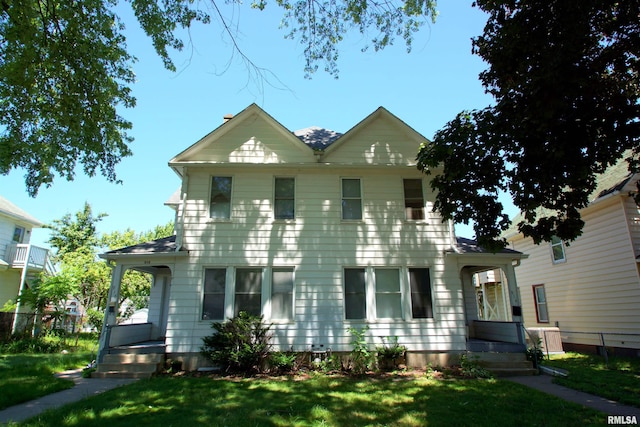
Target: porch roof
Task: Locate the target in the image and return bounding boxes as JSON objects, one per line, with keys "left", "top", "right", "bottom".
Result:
{"left": 451, "top": 237, "right": 524, "bottom": 256}
{"left": 100, "top": 235, "right": 187, "bottom": 259}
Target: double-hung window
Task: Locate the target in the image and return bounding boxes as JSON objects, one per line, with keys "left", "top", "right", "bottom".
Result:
{"left": 532, "top": 284, "right": 549, "bottom": 323}
{"left": 235, "top": 268, "right": 262, "bottom": 316}
{"left": 341, "top": 178, "right": 362, "bottom": 220}
{"left": 210, "top": 176, "right": 232, "bottom": 219}
{"left": 550, "top": 236, "right": 566, "bottom": 263}
{"left": 375, "top": 269, "right": 402, "bottom": 318}
{"left": 409, "top": 268, "right": 433, "bottom": 318}
{"left": 202, "top": 268, "right": 226, "bottom": 320}
{"left": 403, "top": 179, "right": 425, "bottom": 220}
{"left": 12, "top": 226, "right": 25, "bottom": 243}
{"left": 344, "top": 268, "right": 366, "bottom": 319}
{"left": 274, "top": 177, "right": 295, "bottom": 220}
{"left": 271, "top": 268, "right": 294, "bottom": 320}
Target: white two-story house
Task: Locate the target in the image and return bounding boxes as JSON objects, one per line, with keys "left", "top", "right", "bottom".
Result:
{"left": 98, "top": 104, "right": 528, "bottom": 371}
{"left": 0, "top": 195, "right": 55, "bottom": 336}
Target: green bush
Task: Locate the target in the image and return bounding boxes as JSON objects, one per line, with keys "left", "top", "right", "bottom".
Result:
{"left": 376, "top": 336, "right": 406, "bottom": 370}
{"left": 347, "top": 326, "right": 375, "bottom": 375}
{"left": 460, "top": 353, "right": 493, "bottom": 379}
{"left": 200, "top": 312, "right": 272, "bottom": 374}
{"left": 269, "top": 351, "right": 297, "bottom": 373}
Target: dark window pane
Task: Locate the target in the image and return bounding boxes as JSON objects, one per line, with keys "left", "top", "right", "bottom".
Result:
{"left": 410, "top": 268, "right": 433, "bottom": 318}
{"left": 403, "top": 179, "right": 425, "bottom": 220}
{"left": 345, "top": 268, "right": 366, "bottom": 319}
{"left": 210, "top": 177, "right": 232, "bottom": 219}
{"left": 203, "top": 268, "right": 226, "bottom": 320}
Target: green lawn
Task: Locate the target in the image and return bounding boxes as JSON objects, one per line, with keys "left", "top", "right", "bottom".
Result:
{"left": 13, "top": 374, "right": 604, "bottom": 427}
{"left": 544, "top": 352, "right": 640, "bottom": 408}
{"left": 0, "top": 352, "right": 93, "bottom": 410}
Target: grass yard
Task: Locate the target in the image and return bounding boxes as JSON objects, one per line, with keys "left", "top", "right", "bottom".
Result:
{"left": 13, "top": 374, "right": 604, "bottom": 427}
{"left": 0, "top": 352, "right": 93, "bottom": 410}
{"left": 544, "top": 352, "right": 640, "bottom": 408}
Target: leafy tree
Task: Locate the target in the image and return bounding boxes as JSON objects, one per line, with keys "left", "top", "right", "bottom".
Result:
{"left": 417, "top": 1, "right": 640, "bottom": 250}
{"left": 46, "top": 202, "right": 107, "bottom": 259}
{"left": 2, "top": 0, "right": 437, "bottom": 196}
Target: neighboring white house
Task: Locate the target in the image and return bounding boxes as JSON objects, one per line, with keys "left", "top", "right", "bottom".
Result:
{"left": 98, "top": 104, "right": 528, "bottom": 370}
{"left": 0, "top": 195, "right": 55, "bottom": 336}
{"left": 505, "top": 156, "right": 640, "bottom": 356}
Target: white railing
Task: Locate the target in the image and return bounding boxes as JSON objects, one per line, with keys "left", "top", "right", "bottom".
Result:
{"left": 5, "top": 244, "right": 56, "bottom": 275}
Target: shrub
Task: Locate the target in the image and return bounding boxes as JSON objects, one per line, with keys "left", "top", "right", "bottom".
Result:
{"left": 269, "top": 351, "right": 297, "bottom": 373}
{"left": 347, "top": 326, "right": 375, "bottom": 375}
{"left": 200, "top": 312, "right": 272, "bottom": 374}
{"left": 460, "top": 353, "right": 493, "bottom": 379}
{"left": 376, "top": 336, "right": 406, "bottom": 371}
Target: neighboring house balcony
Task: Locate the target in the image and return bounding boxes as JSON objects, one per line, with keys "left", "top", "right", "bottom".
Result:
{"left": 5, "top": 244, "right": 56, "bottom": 276}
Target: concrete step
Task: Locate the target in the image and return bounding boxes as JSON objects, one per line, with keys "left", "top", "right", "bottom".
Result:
{"left": 469, "top": 352, "right": 528, "bottom": 362}
{"left": 103, "top": 353, "right": 164, "bottom": 364}
{"left": 91, "top": 370, "right": 155, "bottom": 379}
{"left": 489, "top": 367, "right": 538, "bottom": 377}
{"left": 477, "top": 360, "right": 534, "bottom": 369}
{"left": 467, "top": 352, "right": 536, "bottom": 376}
{"left": 95, "top": 362, "right": 160, "bottom": 374}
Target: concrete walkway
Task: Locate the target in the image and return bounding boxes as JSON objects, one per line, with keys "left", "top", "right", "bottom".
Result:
{"left": 1, "top": 370, "right": 638, "bottom": 424}
{"left": 507, "top": 374, "right": 640, "bottom": 418}
{"left": 0, "top": 369, "right": 137, "bottom": 424}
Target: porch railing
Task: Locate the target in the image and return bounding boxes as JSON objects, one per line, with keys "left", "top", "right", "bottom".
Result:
{"left": 5, "top": 244, "right": 56, "bottom": 275}
{"left": 472, "top": 320, "right": 524, "bottom": 344}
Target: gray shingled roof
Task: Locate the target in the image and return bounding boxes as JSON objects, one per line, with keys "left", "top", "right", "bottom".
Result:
{"left": 294, "top": 126, "right": 342, "bottom": 150}
{"left": 103, "top": 235, "right": 182, "bottom": 256}
{"left": 0, "top": 195, "right": 42, "bottom": 226}
{"left": 454, "top": 237, "right": 522, "bottom": 255}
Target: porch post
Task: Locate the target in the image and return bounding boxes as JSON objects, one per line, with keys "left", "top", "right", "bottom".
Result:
{"left": 503, "top": 262, "right": 524, "bottom": 333}
{"left": 11, "top": 245, "right": 33, "bottom": 335}
{"left": 97, "top": 263, "right": 124, "bottom": 362}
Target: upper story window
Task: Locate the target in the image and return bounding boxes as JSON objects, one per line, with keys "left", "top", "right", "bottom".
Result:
{"left": 210, "top": 176, "right": 232, "bottom": 219}
{"left": 550, "top": 235, "right": 566, "bottom": 263}
{"left": 274, "top": 177, "right": 295, "bottom": 220}
{"left": 341, "top": 178, "right": 362, "bottom": 220}
{"left": 403, "top": 179, "right": 425, "bottom": 220}
{"left": 12, "top": 226, "right": 25, "bottom": 243}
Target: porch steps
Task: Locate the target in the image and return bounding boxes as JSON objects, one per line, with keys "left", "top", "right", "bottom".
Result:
{"left": 92, "top": 353, "right": 165, "bottom": 379}
{"left": 469, "top": 352, "right": 537, "bottom": 377}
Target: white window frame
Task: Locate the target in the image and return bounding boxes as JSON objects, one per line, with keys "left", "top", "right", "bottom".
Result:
{"left": 550, "top": 236, "right": 566, "bottom": 263}
{"left": 274, "top": 177, "right": 296, "bottom": 220}
{"left": 12, "top": 226, "right": 25, "bottom": 243}
{"left": 209, "top": 176, "right": 233, "bottom": 220}
{"left": 532, "top": 284, "right": 549, "bottom": 323}
{"left": 341, "top": 178, "right": 363, "bottom": 220}
{"left": 403, "top": 179, "right": 426, "bottom": 220}
{"left": 374, "top": 268, "right": 403, "bottom": 319}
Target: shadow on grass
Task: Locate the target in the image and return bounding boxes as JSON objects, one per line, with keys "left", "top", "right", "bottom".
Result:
{"left": 17, "top": 375, "right": 604, "bottom": 427}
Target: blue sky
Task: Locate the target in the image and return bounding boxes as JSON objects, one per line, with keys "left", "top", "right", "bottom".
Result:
{"left": 1, "top": 1, "right": 515, "bottom": 248}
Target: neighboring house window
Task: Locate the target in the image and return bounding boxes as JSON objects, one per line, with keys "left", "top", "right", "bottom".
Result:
{"left": 344, "top": 268, "right": 366, "bottom": 319}
{"left": 202, "top": 268, "right": 226, "bottom": 320}
{"left": 403, "top": 179, "right": 425, "bottom": 220}
{"left": 235, "top": 268, "right": 262, "bottom": 316}
{"left": 271, "top": 268, "right": 294, "bottom": 320}
{"left": 409, "top": 268, "right": 433, "bottom": 318}
{"left": 532, "top": 285, "right": 549, "bottom": 323}
{"left": 341, "top": 178, "right": 362, "bottom": 220}
{"left": 375, "top": 269, "right": 402, "bottom": 318}
{"left": 550, "top": 236, "right": 566, "bottom": 263}
{"left": 12, "top": 226, "right": 25, "bottom": 243}
{"left": 210, "top": 176, "right": 232, "bottom": 219}
{"left": 274, "top": 177, "right": 295, "bottom": 220}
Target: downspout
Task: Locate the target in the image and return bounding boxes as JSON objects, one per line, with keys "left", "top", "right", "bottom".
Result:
{"left": 175, "top": 173, "right": 189, "bottom": 252}
{"left": 11, "top": 245, "right": 32, "bottom": 335}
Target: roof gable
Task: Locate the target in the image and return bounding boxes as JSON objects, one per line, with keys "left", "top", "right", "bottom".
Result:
{"left": 321, "top": 107, "right": 429, "bottom": 166}
{"left": 170, "top": 104, "right": 317, "bottom": 167}
{"left": 0, "top": 195, "right": 42, "bottom": 227}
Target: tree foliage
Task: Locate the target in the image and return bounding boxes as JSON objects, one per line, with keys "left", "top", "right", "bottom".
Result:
{"left": 46, "top": 202, "right": 107, "bottom": 259}
{"left": 417, "top": 0, "right": 640, "bottom": 250}
{"left": 1, "top": 0, "right": 437, "bottom": 196}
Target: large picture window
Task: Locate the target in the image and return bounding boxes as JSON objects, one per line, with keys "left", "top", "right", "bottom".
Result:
{"left": 235, "top": 268, "right": 262, "bottom": 316}
{"left": 409, "top": 268, "right": 433, "bottom": 318}
{"left": 274, "top": 177, "right": 295, "bottom": 219}
{"left": 202, "top": 268, "right": 226, "bottom": 320}
{"left": 271, "top": 268, "right": 294, "bottom": 320}
{"left": 403, "top": 179, "right": 425, "bottom": 220}
{"left": 375, "top": 269, "right": 402, "bottom": 318}
{"left": 533, "top": 284, "right": 549, "bottom": 323}
{"left": 341, "top": 178, "right": 362, "bottom": 220}
{"left": 210, "top": 176, "right": 232, "bottom": 219}
{"left": 344, "top": 268, "right": 366, "bottom": 319}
